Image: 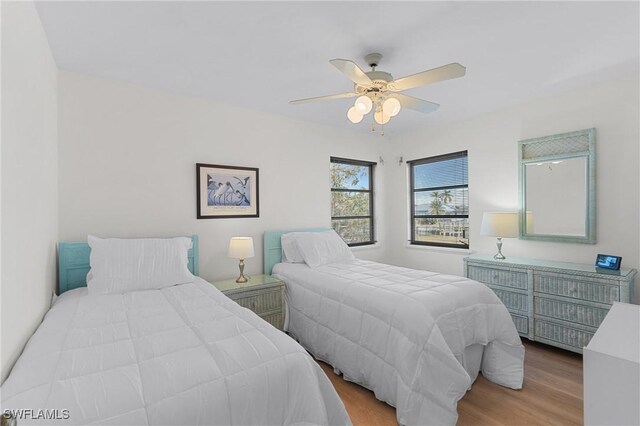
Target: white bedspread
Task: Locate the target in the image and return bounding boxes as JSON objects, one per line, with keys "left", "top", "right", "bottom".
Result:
{"left": 273, "top": 260, "right": 524, "bottom": 426}
{"left": 1, "top": 278, "right": 350, "bottom": 425}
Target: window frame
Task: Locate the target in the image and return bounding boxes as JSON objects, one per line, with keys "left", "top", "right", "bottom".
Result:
{"left": 408, "top": 150, "right": 469, "bottom": 249}
{"left": 330, "top": 156, "right": 376, "bottom": 247}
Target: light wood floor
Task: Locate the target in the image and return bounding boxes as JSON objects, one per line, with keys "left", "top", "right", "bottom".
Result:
{"left": 318, "top": 340, "right": 583, "bottom": 425}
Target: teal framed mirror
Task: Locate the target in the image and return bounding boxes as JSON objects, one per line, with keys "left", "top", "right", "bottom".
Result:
{"left": 518, "top": 128, "right": 596, "bottom": 244}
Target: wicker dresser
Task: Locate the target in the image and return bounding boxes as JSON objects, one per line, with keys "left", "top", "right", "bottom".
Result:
{"left": 212, "top": 274, "right": 285, "bottom": 330}
{"left": 464, "top": 255, "right": 637, "bottom": 353}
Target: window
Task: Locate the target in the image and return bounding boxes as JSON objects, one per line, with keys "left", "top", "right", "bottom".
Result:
{"left": 330, "top": 157, "right": 375, "bottom": 246}
{"left": 409, "top": 151, "right": 469, "bottom": 248}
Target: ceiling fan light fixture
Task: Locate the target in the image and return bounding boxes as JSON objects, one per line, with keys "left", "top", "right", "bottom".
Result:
{"left": 374, "top": 109, "right": 391, "bottom": 125}
{"left": 290, "top": 53, "right": 466, "bottom": 135}
{"left": 383, "top": 97, "right": 401, "bottom": 117}
{"left": 347, "top": 106, "right": 364, "bottom": 123}
{"left": 355, "top": 95, "right": 373, "bottom": 114}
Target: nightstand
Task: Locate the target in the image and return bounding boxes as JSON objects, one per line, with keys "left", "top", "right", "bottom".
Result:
{"left": 212, "top": 274, "right": 285, "bottom": 330}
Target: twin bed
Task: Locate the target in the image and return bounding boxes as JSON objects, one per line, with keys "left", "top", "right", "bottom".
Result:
{"left": 1, "top": 236, "right": 349, "bottom": 425}
{"left": 265, "top": 229, "right": 524, "bottom": 425}
{"left": 2, "top": 230, "right": 524, "bottom": 426}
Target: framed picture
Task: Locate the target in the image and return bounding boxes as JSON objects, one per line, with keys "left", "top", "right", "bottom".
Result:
{"left": 196, "top": 163, "right": 259, "bottom": 219}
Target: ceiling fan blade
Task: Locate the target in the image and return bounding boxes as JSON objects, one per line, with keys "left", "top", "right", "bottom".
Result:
{"left": 329, "top": 59, "right": 373, "bottom": 86}
{"left": 289, "top": 92, "right": 357, "bottom": 105}
{"left": 388, "top": 63, "right": 466, "bottom": 92}
{"left": 391, "top": 93, "right": 440, "bottom": 113}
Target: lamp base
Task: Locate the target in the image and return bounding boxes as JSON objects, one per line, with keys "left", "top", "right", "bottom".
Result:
{"left": 235, "top": 258, "right": 248, "bottom": 283}
{"left": 493, "top": 237, "right": 506, "bottom": 260}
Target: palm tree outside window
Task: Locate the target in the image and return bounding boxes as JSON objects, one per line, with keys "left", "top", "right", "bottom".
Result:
{"left": 408, "top": 151, "right": 469, "bottom": 248}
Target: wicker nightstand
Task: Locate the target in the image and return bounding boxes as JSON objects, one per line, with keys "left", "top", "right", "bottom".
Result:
{"left": 212, "top": 274, "right": 285, "bottom": 330}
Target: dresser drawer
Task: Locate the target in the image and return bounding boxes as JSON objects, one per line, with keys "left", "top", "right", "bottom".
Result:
{"left": 229, "top": 288, "right": 283, "bottom": 315}
{"left": 534, "top": 296, "right": 609, "bottom": 328}
{"left": 467, "top": 265, "right": 528, "bottom": 290}
{"left": 465, "top": 255, "right": 636, "bottom": 354}
{"left": 490, "top": 287, "right": 528, "bottom": 313}
{"left": 534, "top": 319, "right": 595, "bottom": 351}
{"left": 534, "top": 274, "right": 619, "bottom": 304}
{"left": 511, "top": 313, "right": 529, "bottom": 335}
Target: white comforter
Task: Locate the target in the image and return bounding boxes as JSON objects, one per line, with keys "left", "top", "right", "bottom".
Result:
{"left": 273, "top": 260, "right": 524, "bottom": 426}
{"left": 1, "top": 278, "right": 350, "bottom": 425}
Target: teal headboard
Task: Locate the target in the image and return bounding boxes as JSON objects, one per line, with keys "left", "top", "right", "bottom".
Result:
{"left": 58, "top": 235, "right": 199, "bottom": 295}
{"left": 263, "top": 228, "right": 331, "bottom": 275}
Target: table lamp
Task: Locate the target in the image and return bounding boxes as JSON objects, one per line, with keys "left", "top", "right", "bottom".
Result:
{"left": 228, "top": 237, "right": 254, "bottom": 283}
{"left": 480, "top": 212, "right": 518, "bottom": 260}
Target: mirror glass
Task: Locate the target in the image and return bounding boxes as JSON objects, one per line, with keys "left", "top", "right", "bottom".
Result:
{"left": 519, "top": 128, "right": 595, "bottom": 244}
{"left": 524, "top": 157, "right": 586, "bottom": 236}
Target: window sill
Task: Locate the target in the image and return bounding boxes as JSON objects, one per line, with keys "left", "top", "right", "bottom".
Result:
{"left": 404, "top": 243, "right": 474, "bottom": 255}
{"left": 351, "top": 243, "right": 382, "bottom": 252}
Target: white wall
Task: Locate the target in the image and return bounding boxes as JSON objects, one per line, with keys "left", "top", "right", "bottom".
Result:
{"left": 383, "top": 74, "right": 639, "bottom": 287}
{"left": 58, "top": 71, "right": 640, "bottom": 288}
{"left": 58, "top": 71, "right": 387, "bottom": 282}
{"left": 1, "top": 1, "right": 58, "bottom": 382}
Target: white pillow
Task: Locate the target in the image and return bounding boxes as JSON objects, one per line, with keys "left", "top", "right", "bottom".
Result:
{"left": 87, "top": 235, "right": 195, "bottom": 295}
{"left": 281, "top": 233, "right": 306, "bottom": 263}
{"left": 292, "top": 230, "right": 355, "bottom": 268}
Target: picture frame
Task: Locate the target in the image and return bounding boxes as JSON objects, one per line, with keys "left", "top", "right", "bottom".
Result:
{"left": 196, "top": 163, "right": 259, "bottom": 219}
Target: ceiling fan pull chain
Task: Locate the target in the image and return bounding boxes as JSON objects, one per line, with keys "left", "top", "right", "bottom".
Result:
{"left": 381, "top": 123, "right": 385, "bottom": 137}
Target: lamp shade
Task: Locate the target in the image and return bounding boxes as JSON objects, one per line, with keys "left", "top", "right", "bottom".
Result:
{"left": 355, "top": 95, "right": 373, "bottom": 114}
{"left": 382, "top": 97, "right": 401, "bottom": 117}
{"left": 228, "top": 237, "right": 255, "bottom": 259}
{"left": 347, "top": 106, "right": 364, "bottom": 123}
{"left": 374, "top": 109, "right": 390, "bottom": 125}
{"left": 480, "top": 212, "right": 518, "bottom": 238}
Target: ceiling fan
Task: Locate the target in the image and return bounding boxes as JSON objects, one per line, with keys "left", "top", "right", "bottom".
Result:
{"left": 290, "top": 53, "right": 466, "bottom": 132}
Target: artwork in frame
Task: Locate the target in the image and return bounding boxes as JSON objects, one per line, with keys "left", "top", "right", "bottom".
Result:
{"left": 196, "top": 163, "right": 259, "bottom": 219}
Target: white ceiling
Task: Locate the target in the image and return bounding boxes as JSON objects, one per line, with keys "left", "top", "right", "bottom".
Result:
{"left": 36, "top": 1, "right": 639, "bottom": 134}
